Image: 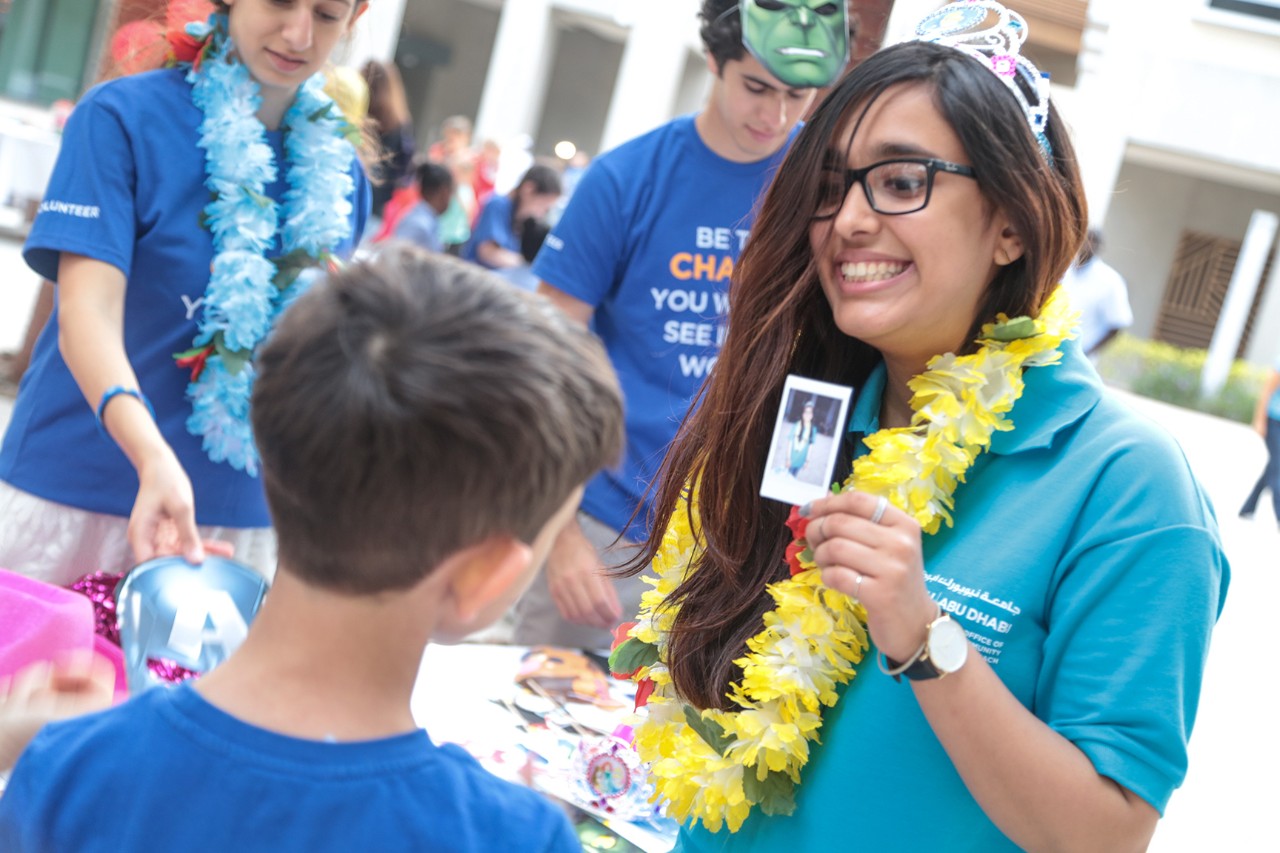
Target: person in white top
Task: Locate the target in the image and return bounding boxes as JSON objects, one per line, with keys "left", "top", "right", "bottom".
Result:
{"left": 1061, "top": 229, "right": 1132, "bottom": 356}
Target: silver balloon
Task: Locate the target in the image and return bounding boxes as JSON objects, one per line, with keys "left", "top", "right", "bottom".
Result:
{"left": 116, "top": 555, "right": 269, "bottom": 694}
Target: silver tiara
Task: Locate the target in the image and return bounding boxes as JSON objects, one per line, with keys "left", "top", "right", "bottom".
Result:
{"left": 912, "top": 1, "right": 1053, "bottom": 157}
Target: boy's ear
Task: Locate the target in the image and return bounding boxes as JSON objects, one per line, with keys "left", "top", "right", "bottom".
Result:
{"left": 446, "top": 536, "right": 533, "bottom": 626}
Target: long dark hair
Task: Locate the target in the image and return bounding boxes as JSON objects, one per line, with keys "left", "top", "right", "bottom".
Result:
{"left": 630, "top": 41, "right": 1087, "bottom": 711}
{"left": 509, "top": 164, "right": 562, "bottom": 228}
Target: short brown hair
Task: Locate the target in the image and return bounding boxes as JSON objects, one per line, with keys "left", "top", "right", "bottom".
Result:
{"left": 251, "top": 248, "right": 624, "bottom": 594}
{"left": 700, "top": 0, "right": 747, "bottom": 70}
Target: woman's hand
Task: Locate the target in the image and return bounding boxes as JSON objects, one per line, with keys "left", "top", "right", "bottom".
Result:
{"left": 802, "top": 490, "right": 936, "bottom": 661}
{"left": 56, "top": 253, "right": 221, "bottom": 569}
{"left": 545, "top": 517, "right": 622, "bottom": 629}
{"left": 129, "top": 449, "right": 204, "bottom": 566}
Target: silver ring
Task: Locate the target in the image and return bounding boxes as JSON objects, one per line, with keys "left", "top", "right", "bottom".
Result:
{"left": 869, "top": 495, "right": 889, "bottom": 525}
{"left": 853, "top": 572, "right": 864, "bottom": 599}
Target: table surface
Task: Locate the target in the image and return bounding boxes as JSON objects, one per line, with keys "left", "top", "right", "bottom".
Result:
{"left": 413, "top": 642, "right": 677, "bottom": 853}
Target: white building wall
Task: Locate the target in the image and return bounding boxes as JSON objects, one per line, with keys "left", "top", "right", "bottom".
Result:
{"left": 536, "top": 25, "right": 624, "bottom": 158}
{"left": 473, "top": 0, "right": 558, "bottom": 153}
{"left": 401, "top": 0, "right": 500, "bottom": 147}
{"left": 598, "top": 0, "right": 697, "bottom": 152}
{"left": 342, "top": 0, "right": 407, "bottom": 68}
{"left": 1122, "top": 7, "right": 1280, "bottom": 177}
{"left": 1100, "top": 162, "right": 1195, "bottom": 339}
{"left": 1075, "top": 0, "right": 1280, "bottom": 225}
{"left": 673, "top": 51, "right": 712, "bottom": 118}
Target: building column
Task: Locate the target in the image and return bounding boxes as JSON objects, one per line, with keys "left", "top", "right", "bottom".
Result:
{"left": 1247, "top": 250, "right": 1280, "bottom": 365}
{"left": 474, "top": 0, "right": 557, "bottom": 154}
{"left": 343, "top": 0, "right": 407, "bottom": 67}
{"left": 599, "top": 0, "right": 692, "bottom": 154}
{"left": 1068, "top": 1, "right": 1130, "bottom": 227}
{"left": 1202, "top": 210, "right": 1279, "bottom": 396}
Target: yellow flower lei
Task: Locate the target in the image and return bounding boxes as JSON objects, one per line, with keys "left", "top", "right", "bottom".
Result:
{"left": 609, "top": 288, "right": 1078, "bottom": 833}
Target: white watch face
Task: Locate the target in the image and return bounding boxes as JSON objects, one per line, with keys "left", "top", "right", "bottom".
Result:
{"left": 928, "top": 616, "right": 969, "bottom": 673}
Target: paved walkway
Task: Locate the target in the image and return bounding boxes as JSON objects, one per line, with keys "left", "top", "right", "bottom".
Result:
{"left": 0, "top": 235, "right": 1273, "bottom": 849}
{"left": 1125, "top": 392, "right": 1276, "bottom": 852}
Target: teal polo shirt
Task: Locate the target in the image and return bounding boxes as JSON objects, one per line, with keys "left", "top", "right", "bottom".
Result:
{"left": 679, "top": 341, "right": 1228, "bottom": 852}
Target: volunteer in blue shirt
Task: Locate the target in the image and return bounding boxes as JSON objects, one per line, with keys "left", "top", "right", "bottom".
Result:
{"left": 615, "top": 4, "right": 1228, "bottom": 849}
{"left": 462, "top": 164, "right": 560, "bottom": 271}
{"left": 0, "top": 0, "right": 371, "bottom": 585}
{"left": 507, "top": 0, "right": 864, "bottom": 650}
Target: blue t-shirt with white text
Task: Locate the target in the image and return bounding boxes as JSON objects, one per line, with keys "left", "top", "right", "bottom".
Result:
{"left": 533, "top": 116, "right": 795, "bottom": 538}
{"left": 0, "top": 67, "right": 369, "bottom": 528}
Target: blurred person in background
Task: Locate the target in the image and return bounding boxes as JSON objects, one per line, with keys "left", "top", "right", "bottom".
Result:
{"left": 463, "top": 164, "right": 561, "bottom": 272}
{"left": 360, "top": 59, "right": 415, "bottom": 226}
{"left": 393, "top": 161, "right": 455, "bottom": 255}
{"left": 1061, "top": 228, "right": 1132, "bottom": 357}
{"left": 1239, "top": 353, "right": 1280, "bottom": 528}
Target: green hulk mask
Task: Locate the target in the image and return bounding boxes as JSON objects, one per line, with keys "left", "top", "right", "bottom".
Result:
{"left": 741, "top": 0, "right": 850, "bottom": 88}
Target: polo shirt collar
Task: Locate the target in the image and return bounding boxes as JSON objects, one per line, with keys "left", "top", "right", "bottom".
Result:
{"left": 989, "top": 339, "right": 1101, "bottom": 455}
{"left": 845, "top": 339, "right": 1101, "bottom": 456}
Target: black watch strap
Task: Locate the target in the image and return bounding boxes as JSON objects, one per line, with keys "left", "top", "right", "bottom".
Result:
{"left": 883, "top": 608, "right": 949, "bottom": 682}
{"left": 899, "top": 654, "right": 943, "bottom": 681}
{"left": 883, "top": 649, "right": 942, "bottom": 682}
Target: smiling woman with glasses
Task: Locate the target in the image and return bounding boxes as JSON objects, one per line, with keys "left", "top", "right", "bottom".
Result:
{"left": 611, "top": 3, "right": 1228, "bottom": 851}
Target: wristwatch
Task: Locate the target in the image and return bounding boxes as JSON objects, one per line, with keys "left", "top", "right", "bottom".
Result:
{"left": 885, "top": 608, "right": 969, "bottom": 682}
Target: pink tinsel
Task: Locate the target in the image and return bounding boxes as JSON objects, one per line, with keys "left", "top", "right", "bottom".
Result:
{"left": 67, "top": 571, "right": 124, "bottom": 647}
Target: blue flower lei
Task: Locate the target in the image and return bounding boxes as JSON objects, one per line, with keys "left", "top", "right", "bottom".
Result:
{"left": 176, "top": 14, "right": 357, "bottom": 475}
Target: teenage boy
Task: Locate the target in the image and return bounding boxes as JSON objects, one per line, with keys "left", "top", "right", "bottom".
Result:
{"left": 0, "top": 249, "right": 625, "bottom": 853}
{"left": 509, "top": 0, "right": 889, "bottom": 650}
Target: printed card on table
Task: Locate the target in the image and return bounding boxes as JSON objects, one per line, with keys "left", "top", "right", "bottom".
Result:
{"left": 759, "top": 374, "right": 853, "bottom": 507}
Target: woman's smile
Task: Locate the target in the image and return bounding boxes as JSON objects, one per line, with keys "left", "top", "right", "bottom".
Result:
{"left": 264, "top": 49, "right": 306, "bottom": 74}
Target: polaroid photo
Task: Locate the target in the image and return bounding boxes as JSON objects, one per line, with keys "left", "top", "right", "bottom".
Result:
{"left": 759, "top": 374, "right": 854, "bottom": 507}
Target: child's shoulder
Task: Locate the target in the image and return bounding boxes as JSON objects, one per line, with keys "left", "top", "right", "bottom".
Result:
{"left": 6, "top": 686, "right": 173, "bottom": 801}
{"left": 427, "top": 740, "right": 575, "bottom": 839}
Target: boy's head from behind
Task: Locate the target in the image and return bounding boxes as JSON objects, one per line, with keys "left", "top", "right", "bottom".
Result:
{"left": 251, "top": 249, "right": 624, "bottom": 624}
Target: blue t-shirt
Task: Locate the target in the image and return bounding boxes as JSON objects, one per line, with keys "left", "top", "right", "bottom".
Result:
{"left": 0, "top": 67, "right": 369, "bottom": 528}
{"left": 0, "top": 683, "right": 579, "bottom": 852}
{"left": 679, "top": 342, "right": 1229, "bottom": 851}
{"left": 533, "top": 115, "right": 794, "bottom": 538}
{"left": 393, "top": 200, "right": 444, "bottom": 253}
{"left": 462, "top": 193, "right": 517, "bottom": 268}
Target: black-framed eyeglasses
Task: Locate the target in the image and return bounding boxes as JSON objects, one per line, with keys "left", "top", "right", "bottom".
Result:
{"left": 812, "top": 157, "right": 978, "bottom": 219}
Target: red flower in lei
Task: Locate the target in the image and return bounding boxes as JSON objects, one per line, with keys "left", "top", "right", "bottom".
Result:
{"left": 784, "top": 505, "right": 809, "bottom": 540}
{"left": 633, "top": 677, "right": 656, "bottom": 710}
{"left": 174, "top": 343, "right": 214, "bottom": 381}
{"left": 783, "top": 505, "right": 812, "bottom": 576}
{"left": 609, "top": 621, "right": 641, "bottom": 679}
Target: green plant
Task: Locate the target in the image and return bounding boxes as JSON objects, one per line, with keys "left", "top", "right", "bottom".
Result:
{"left": 1094, "top": 334, "right": 1267, "bottom": 424}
